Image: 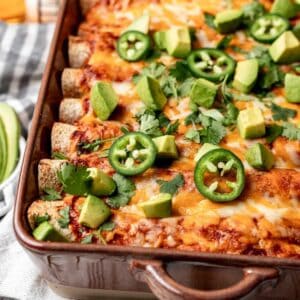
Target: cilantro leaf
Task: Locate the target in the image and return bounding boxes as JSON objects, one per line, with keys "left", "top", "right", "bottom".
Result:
{"left": 169, "top": 61, "right": 192, "bottom": 81}
{"left": 57, "top": 164, "right": 91, "bottom": 196}
{"left": 139, "top": 114, "right": 163, "bottom": 137}
{"left": 178, "top": 78, "right": 196, "bottom": 97}
{"left": 160, "top": 75, "right": 178, "bottom": 98}
{"left": 282, "top": 123, "right": 300, "bottom": 140}
{"left": 185, "top": 112, "right": 202, "bottom": 125}
{"left": 107, "top": 174, "right": 136, "bottom": 209}
{"left": 265, "top": 124, "right": 283, "bottom": 143}
{"left": 52, "top": 152, "right": 67, "bottom": 160}
{"left": 223, "top": 103, "right": 239, "bottom": 126}
{"left": 217, "top": 35, "right": 233, "bottom": 50}
{"left": 81, "top": 234, "right": 93, "bottom": 244}
{"left": 58, "top": 206, "right": 70, "bottom": 228}
{"left": 158, "top": 113, "right": 170, "bottom": 128}
{"left": 78, "top": 139, "right": 102, "bottom": 153}
{"left": 200, "top": 120, "right": 227, "bottom": 145}
{"left": 271, "top": 103, "right": 297, "bottom": 121}
{"left": 132, "top": 62, "right": 166, "bottom": 84}
{"left": 157, "top": 174, "right": 184, "bottom": 196}
{"left": 165, "top": 120, "right": 180, "bottom": 135}
{"left": 185, "top": 128, "right": 201, "bottom": 143}
{"left": 242, "top": 1, "right": 265, "bottom": 27}
{"left": 34, "top": 214, "right": 50, "bottom": 226}
{"left": 99, "top": 221, "right": 115, "bottom": 231}
{"left": 204, "top": 12, "right": 216, "bottom": 29}
{"left": 41, "top": 188, "right": 62, "bottom": 201}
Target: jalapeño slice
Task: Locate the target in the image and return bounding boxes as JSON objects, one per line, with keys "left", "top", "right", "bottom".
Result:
{"left": 250, "top": 14, "right": 289, "bottom": 43}
{"left": 187, "top": 49, "right": 236, "bottom": 82}
{"left": 109, "top": 132, "right": 157, "bottom": 176}
{"left": 117, "top": 30, "right": 151, "bottom": 62}
{"left": 194, "top": 149, "right": 245, "bottom": 202}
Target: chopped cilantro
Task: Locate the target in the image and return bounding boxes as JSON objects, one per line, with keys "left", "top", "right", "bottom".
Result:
{"left": 52, "top": 152, "right": 67, "bottom": 160}
{"left": 178, "top": 78, "right": 196, "bottom": 97}
{"left": 158, "top": 113, "right": 170, "bottom": 128}
{"left": 157, "top": 174, "right": 184, "bottom": 196}
{"left": 165, "top": 120, "right": 180, "bottom": 135}
{"left": 41, "top": 188, "right": 62, "bottom": 201}
{"left": 34, "top": 214, "right": 50, "bottom": 226}
{"left": 78, "top": 139, "right": 102, "bottom": 152}
{"left": 169, "top": 61, "right": 192, "bottom": 81}
{"left": 271, "top": 103, "right": 297, "bottom": 121}
{"left": 139, "top": 114, "right": 163, "bottom": 137}
{"left": 57, "top": 164, "right": 91, "bottom": 196}
{"left": 185, "top": 112, "right": 202, "bottom": 125}
{"left": 242, "top": 1, "right": 265, "bottom": 27}
{"left": 265, "top": 124, "right": 283, "bottom": 143}
{"left": 81, "top": 234, "right": 93, "bottom": 244}
{"left": 160, "top": 75, "right": 178, "bottom": 98}
{"left": 107, "top": 174, "right": 136, "bottom": 209}
{"left": 58, "top": 206, "right": 70, "bottom": 228}
{"left": 223, "top": 103, "right": 239, "bottom": 126}
{"left": 204, "top": 12, "right": 216, "bottom": 29}
{"left": 185, "top": 128, "right": 201, "bottom": 143}
{"left": 282, "top": 123, "right": 300, "bottom": 141}
{"left": 217, "top": 35, "right": 233, "bottom": 50}
{"left": 132, "top": 62, "right": 166, "bottom": 84}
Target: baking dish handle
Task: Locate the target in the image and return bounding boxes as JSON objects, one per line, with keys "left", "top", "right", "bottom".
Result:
{"left": 130, "top": 259, "right": 278, "bottom": 300}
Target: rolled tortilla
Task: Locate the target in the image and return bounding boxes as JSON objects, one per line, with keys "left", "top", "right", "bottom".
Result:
{"left": 38, "top": 159, "right": 66, "bottom": 194}
{"left": 59, "top": 98, "right": 84, "bottom": 124}
{"left": 51, "top": 122, "right": 77, "bottom": 156}
{"left": 61, "top": 68, "right": 85, "bottom": 98}
{"left": 68, "top": 36, "right": 91, "bottom": 68}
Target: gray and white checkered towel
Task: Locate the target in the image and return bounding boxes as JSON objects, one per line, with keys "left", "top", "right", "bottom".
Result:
{"left": 0, "top": 21, "right": 65, "bottom": 300}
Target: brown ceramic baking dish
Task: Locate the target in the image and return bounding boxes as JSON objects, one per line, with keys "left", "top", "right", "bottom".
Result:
{"left": 13, "top": 0, "right": 300, "bottom": 299}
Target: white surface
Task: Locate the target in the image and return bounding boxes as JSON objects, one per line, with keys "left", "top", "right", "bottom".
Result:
{"left": 0, "top": 211, "right": 65, "bottom": 300}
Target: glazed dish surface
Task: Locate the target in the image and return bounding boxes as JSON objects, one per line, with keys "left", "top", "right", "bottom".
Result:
{"left": 28, "top": 0, "right": 300, "bottom": 258}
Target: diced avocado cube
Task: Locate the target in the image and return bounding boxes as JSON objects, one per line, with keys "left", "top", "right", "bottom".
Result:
{"left": 271, "top": 0, "right": 296, "bottom": 19}
{"left": 154, "top": 31, "right": 167, "bottom": 50}
{"left": 153, "top": 135, "right": 178, "bottom": 159}
{"left": 194, "top": 143, "right": 219, "bottom": 161}
{"left": 214, "top": 9, "right": 243, "bottom": 34}
{"left": 245, "top": 143, "right": 275, "bottom": 170}
{"left": 285, "top": 73, "right": 300, "bottom": 103}
{"left": 79, "top": 195, "right": 111, "bottom": 229}
{"left": 269, "top": 31, "right": 300, "bottom": 64}
{"left": 292, "top": 23, "right": 300, "bottom": 40}
{"left": 165, "top": 27, "right": 191, "bottom": 58}
{"left": 88, "top": 168, "right": 116, "bottom": 196}
{"left": 138, "top": 193, "right": 172, "bottom": 218}
{"left": 190, "top": 78, "right": 218, "bottom": 109}
{"left": 233, "top": 59, "right": 259, "bottom": 93}
{"left": 237, "top": 108, "right": 265, "bottom": 139}
{"left": 136, "top": 76, "right": 167, "bottom": 111}
{"left": 91, "top": 82, "right": 118, "bottom": 121}
{"left": 33, "top": 221, "right": 67, "bottom": 242}
{"left": 124, "top": 14, "right": 150, "bottom": 34}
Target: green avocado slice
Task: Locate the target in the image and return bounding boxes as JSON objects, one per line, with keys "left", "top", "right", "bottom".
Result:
{"left": 79, "top": 195, "right": 111, "bottom": 229}
{"left": 136, "top": 76, "right": 167, "bottom": 111}
{"left": 0, "top": 117, "right": 7, "bottom": 183}
{"left": 214, "top": 9, "right": 243, "bottom": 34}
{"left": 152, "top": 135, "right": 178, "bottom": 159}
{"left": 88, "top": 168, "right": 116, "bottom": 196}
{"left": 232, "top": 59, "right": 259, "bottom": 93}
{"left": 285, "top": 73, "right": 300, "bottom": 103}
{"left": 245, "top": 143, "right": 275, "bottom": 171}
{"left": 271, "top": 0, "right": 296, "bottom": 19}
{"left": 124, "top": 14, "right": 150, "bottom": 34}
{"left": 91, "top": 82, "right": 118, "bottom": 121}
{"left": 138, "top": 193, "right": 172, "bottom": 218}
{"left": 33, "top": 221, "right": 68, "bottom": 242}
{"left": 0, "top": 103, "right": 20, "bottom": 181}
